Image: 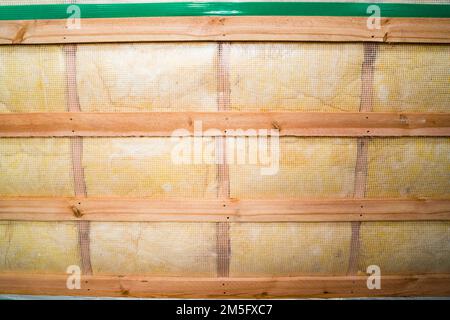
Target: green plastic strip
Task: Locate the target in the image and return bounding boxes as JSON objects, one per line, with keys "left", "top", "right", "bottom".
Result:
{"left": 0, "top": 2, "right": 449, "bottom": 20}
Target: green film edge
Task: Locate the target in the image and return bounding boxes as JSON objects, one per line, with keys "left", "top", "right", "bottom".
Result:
{"left": 0, "top": 2, "right": 449, "bottom": 20}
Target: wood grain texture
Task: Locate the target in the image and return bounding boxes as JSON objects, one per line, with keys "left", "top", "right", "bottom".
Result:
{"left": 1, "top": 17, "right": 449, "bottom": 44}
{"left": 1, "top": 198, "right": 449, "bottom": 222}
{"left": 0, "top": 273, "right": 449, "bottom": 298}
{"left": 1, "top": 112, "right": 449, "bottom": 137}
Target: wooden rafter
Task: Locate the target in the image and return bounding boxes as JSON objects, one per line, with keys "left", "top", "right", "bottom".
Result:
{"left": 1, "top": 17, "right": 450, "bottom": 44}
{"left": 1, "top": 112, "right": 449, "bottom": 137}
{"left": 1, "top": 198, "right": 449, "bottom": 222}
{"left": 0, "top": 273, "right": 449, "bottom": 298}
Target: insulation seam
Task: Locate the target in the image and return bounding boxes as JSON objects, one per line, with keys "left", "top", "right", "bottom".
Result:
{"left": 347, "top": 43, "right": 379, "bottom": 276}
{"left": 64, "top": 42, "right": 93, "bottom": 276}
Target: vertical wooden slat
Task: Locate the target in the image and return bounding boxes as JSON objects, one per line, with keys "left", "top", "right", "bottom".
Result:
{"left": 216, "top": 42, "right": 231, "bottom": 278}
{"left": 64, "top": 41, "right": 93, "bottom": 276}
{"left": 348, "top": 43, "right": 378, "bottom": 275}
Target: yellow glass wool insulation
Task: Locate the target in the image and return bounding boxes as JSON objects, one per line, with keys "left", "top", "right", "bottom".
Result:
{"left": 0, "top": 138, "right": 74, "bottom": 196}
{"left": 0, "top": 221, "right": 80, "bottom": 274}
{"left": 0, "top": 45, "right": 67, "bottom": 113}
{"left": 229, "top": 137, "right": 357, "bottom": 199}
{"left": 76, "top": 43, "right": 217, "bottom": 112}
{"left": 229, "top": 222, "right": 352, "bottom": 276}
{"left": 89, "top": 222, "right": 217, "bottom": 276}
{"left": 373, "top": 44, "right": 450, "bottom": 112}
{"left": 83, "top": 137, "right": 218, "bottom": 198}
{"left": 366, "top": 138, "right": 450, "bottom": 198}
{"left": 358, "top": 221, "right": 450, "bottom": 274}
{"left": 1, "top": 221, "right": 449, "bottom": 277}
{"left": 229, "top": 43, "right": 364, "bottom": 112}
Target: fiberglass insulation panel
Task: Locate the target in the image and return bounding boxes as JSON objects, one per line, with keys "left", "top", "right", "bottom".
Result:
{"left": 230, "top": 221, "right": 450, "bottom": 276}
{"left": 358, "top": 221, "right": 450, "bottom": 274}
{"left": 366, "top": 138, "right": 450, "bottom": 198}
{"left": 229, "top": 43, "right": 364, "bottom": 112}
{"left": 76, "top": 43, "right": 217, "bottom": 112}
{"left": 0, "top": 138, "right": 74, "bottom": 196}
{"left": 1, "top": 137, "right": 449, "bottom": 199}
{"left": 372, "top": 44, "right": 450, "bottom": 112}
{"left": 2, "top": 221, "right": 450, "bottom": 276}
{"left": 83, "top": 137, "right": 218, "bottom": 198}
{"left": 0, "top": 221, "right": 80, "bottom": 274}
{"left": 0, "top": 46, "right": 67, "bottom": 113}
{"left": 1, "top": 43, "right": 449, "bottom": 113}
{"left": 229, "top": 222, "right": 353, "bottom": 276}
{"left": 230, "top": 137, "right": 450, "bottom": 199}
{"left": 0, "top": 221, "right": 217, "bottom": 276}
{"left": 89, "top": 222, "right": 217, "bottom": 277}
{"left": 229, "top": 137, "right": 358, "bottom": 199}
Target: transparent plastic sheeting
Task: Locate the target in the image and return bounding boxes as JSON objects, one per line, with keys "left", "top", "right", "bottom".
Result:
{"left": 1, "top": 221, "right": 450, "bottom": 277}
{"left": 0, "top": 137, "right": 449, "bottom": 199}
{"left": 1, "top": 43, "right": 449, "bottom": 113}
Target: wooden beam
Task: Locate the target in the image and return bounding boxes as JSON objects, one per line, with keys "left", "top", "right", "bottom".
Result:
{"left": 0, "top": 273, "right": 449, "bottom": 298}
{"left": 1, "top": 112, "right": 449, "bottom": 137}
{"left": 1, "top": 17, "right": 449, "bottom": 44}
{"left": 0, "top": 198, "right": 449, "bottom": 222}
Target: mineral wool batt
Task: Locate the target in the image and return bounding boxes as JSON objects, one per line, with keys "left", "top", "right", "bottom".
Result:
{"left": 89, "top": 222, "right": 217, "bottom": 277}
{"left": 0, "top": 46, "right": 67, "bottom": 113}
{"left": 0, "top": 138, "right": 74, "bottom": 197}
{"left": 358, "top": 221, "right": 450, "bottom": 274}
{"left": 83, "top": 137, "right": 218, "bottom": 198}
{"left": 76, "top": 43, "right": 217, "bottom": 112}
{"left": 229, "top": 222, "right": 352, "bottom": 276}
{"left": 373, "top": 44, "right": 450, "bottom": 112}
{"left": 0, "top": 221, "right": 80, "bottom": 273}
{"left": 230, "top": 137, "right": 357, "bottom": 199}
{"left": 366, "top": 138, "right": 450, "bottom": 198}
{"left": 229, "top": 43, "right": 363, "bottom": 112}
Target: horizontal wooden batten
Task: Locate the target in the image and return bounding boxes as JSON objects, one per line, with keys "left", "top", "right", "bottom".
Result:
{"left": 1, "top": 17, "right": 450, "bottom": 44}
{"left": 1, "top": 112, "right": 450, "bottom": 137}
{"left": 0, "top": 273, "right": 449, "bottom": 298}
{"left": 1, "top": 198, "right": 449, "bottom": 222}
